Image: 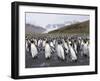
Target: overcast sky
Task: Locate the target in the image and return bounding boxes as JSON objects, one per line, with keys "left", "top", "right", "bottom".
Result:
{"left": 25, "top": 12, "right": 89, "bottom": 28}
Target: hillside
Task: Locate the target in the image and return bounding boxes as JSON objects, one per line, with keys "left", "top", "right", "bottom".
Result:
{"left": 25, "top": 24, "right": 46, "bottom": 34}
{"left": 48, "top": 20, "right": 89, "bottom": 34}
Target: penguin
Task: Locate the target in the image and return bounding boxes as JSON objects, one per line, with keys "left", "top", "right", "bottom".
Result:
{"left": 73, "top": 41, "right": 77, "bottom": 54}
{"left": 50, "top": 41, "right": 54, "bottom": 48}
{"left": 38, "top": 39, "right": 42, "bottom": 52}
{"left": 34, "top": 38, "right": 38, "bottom": 46}
{"left": 25, "top": 39, "right": 29, "bottom": 52}
{"left": 27, "top": 39, "right": 31, "bottom": 52}
{"left": 45, "top": 41, "right": 51, "bottom": 59}
{"left": 69, "top": 43, "right": 77, "bottom": 61}
{"left": 42, "top": 39, "right": 46, "bottom": 51}
{"left": 31, "top": 40, "right": 38, "bottom": 59}
{"left": 80, "top": 39, "right": 85, "bottom": 56}
{"left": 62, "top": 40, "right": 69, "bottom": 55}
{"left": 82, "top": 40, "right": 89, "bottom": 57}
{"left": 50, "top": 40, "right": 55, "bottom": 53}
{"left": 38, "top": 39, "right": 41, "bottom": 47}
{"left": 56, "top": 41, "right": 65, "bottom": 60}
{"left": 53, "top": 39, "right": 56, "bottom": 46}
{"left": 42, "top": 40, "right": 46, "bottom": 48}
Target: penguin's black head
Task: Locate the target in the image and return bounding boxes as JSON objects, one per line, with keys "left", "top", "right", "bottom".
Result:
{"left": 58, "top": 40, "right": 62, "bottom": 44}
{"left": 46, "top": 40, "right": 49, "bottom": 43}
{"left": 70, "top": 43, "right": 72, "bottom": 46}
{"left": 31, "top": 40, "right": 34, "bottom": 43}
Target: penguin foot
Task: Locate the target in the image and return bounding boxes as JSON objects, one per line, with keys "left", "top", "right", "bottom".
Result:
{"left": 61, "top": 59, "right": 65, "bottom": 61}
{"left": 74, "top": 59, "right": 78, "bottom": 62}
{"left": 84, "top": 54, "right": 88, "bottom": 57}
{"left": 32, "top": 56, "right": 38, "bottom": 59}
{"left": 46, "top": 57, "right": 50, "bottom": 60}
{"left": 71, "top": 59, "right": 77, "bottom": 62}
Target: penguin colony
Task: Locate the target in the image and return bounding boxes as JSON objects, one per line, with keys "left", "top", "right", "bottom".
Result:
{"left": 25, "top": 34, "right": 89, "bottom": 63}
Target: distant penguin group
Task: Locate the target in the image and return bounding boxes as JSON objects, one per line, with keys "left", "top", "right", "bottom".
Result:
{"left": 25, "top": 36, "right": 89, "bottom": 62}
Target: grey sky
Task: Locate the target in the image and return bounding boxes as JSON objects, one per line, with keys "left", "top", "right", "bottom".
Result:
{"left": 25, "top": 12, "right": 89, "bottom": 28}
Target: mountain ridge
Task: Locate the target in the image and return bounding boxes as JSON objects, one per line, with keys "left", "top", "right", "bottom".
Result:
{"left": 48, "top": 20, "right": 89, "bottom": 34}
{"left": 25, "top": 24, "right": 46, "bottom": 34}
